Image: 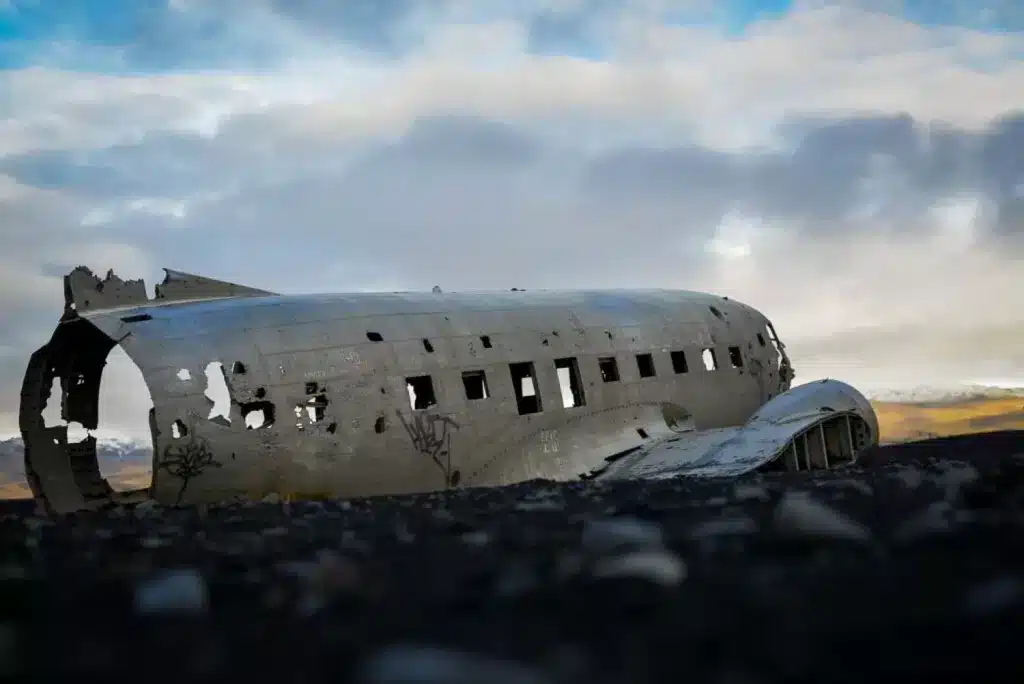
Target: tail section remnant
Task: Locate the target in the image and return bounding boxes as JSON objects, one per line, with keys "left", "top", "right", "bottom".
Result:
{"left": 22, "top": 267, "right": 277, "bottom": 513}
{"left": 64, "top": 266, "right": 277, "bottom": 315}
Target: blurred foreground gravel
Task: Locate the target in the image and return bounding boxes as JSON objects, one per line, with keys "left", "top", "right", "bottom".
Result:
{"left": 2, "top": 431, "right": 1024, "bottom": 683}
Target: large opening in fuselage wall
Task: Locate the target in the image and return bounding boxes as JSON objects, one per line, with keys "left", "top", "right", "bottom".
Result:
{"left": 21, "top": 317, "right": 155, "bottom": 509}
{"left": 94, "top": 345, "right": 155, "bottom": 491}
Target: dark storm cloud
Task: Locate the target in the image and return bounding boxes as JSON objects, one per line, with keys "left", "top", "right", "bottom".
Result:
{"left": 4, "top": 111, "right": 1023, "bottom": 273}
{"left": 979, "top": 113, "right": 1024, "bottom": 238}
{"left": 583, "top": 111, "right": 1024, "bottom": 239}
{"left": 0, "top": 129, "right": 291, "bottom": 197}
{"left": 372, "top": 116, "right": 543, "bottom": 168}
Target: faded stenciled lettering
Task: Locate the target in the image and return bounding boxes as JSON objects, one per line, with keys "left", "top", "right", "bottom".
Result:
{"left": 340, "top": 350, "right": 362, "bottom": 366}
{"left": 540, "top": 429, "right": 559, "bottom": 453}
{"left": 395, "top": 410, "right": 462, "bottom": 488}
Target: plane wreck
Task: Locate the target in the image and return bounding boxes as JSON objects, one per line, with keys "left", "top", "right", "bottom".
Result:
{"left": 20, "top": 267, "right": 879, "bottom": 514}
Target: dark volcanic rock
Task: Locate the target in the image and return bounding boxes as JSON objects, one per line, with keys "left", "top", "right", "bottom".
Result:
{"left": 2, "top": 431, "right": 1024, "bottom": 683}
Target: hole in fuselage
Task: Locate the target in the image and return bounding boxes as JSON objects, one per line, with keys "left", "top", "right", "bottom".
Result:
{"left": 95, "top": 345, "right": 155, "bottom": 493}
{"left": 204, "top": 361, "right": 232, "bottom": 424}
{"left": 555, "top": 357, "right": 585, "bottom": 408}
{"left": 406, "top": 375, "right": 437, "bottom": 411}
{"left": 509, "top": 362, "right": 542, "bottom": 415}
{"left": 241, "top": 401, "right": 275, "bottom": 429}
{"left": 22, "top": 317, "right": 156, "bottom": 501}
{"left": 30, "top": 321, "right": 156, "bottom": 500}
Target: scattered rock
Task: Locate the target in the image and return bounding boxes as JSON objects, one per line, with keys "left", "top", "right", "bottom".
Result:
{"left": 134, "top": 569, "right": 208, "bottom": 616}
{"left": 933, "top": 461, "right": 980, "bottom": 500}
{"left": 132, "top": 499, "right": 160, "bottom": 518}
{"left": 580, "top": 517, "right": 664, "bottom": 555}
{"left": 22, "top": 517, "right": 49, "bottom": 533}
{"left": 965, "top": 576, "right": 1023, "bottom": 617}
{"left": 395, "top": 521, "right": 416, "bottom": 544}
{"left": 816, "top": 478, "right": 873, "bottom": 496}
{"left": 891, "top": 465, "right": 924, "bottom": 490}
{"left": 891, "top": 501, "right": 955, "bottom": 542}
{"left": 590, "top": 549, "right": 687, "bottom": 587}
{"left": 514, "top": 499, "right": 564, "bottom": 512}
{"left": 4, "top": 433, "right": 1023, "bottom": 681}
{"left": 689, "top": 516, "right": 758, "bottom": 539}
{"left": 732, "top": 484, "right": 770, "bottom": 502}
{"left": 358, "top": 645, "right": 552, "bottom": 684}
{"left": 432, "top": 508, "right": 454, "bottom": 523}
{"left": 139, "top": 535, "right": 169, "bottom": 549}
{"left": 773, "top": 491, "right": 872, "bottom": 543}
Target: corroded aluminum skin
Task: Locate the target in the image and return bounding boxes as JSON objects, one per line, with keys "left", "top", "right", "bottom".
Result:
{"left": 20, "top": 268, "right": 876, "bottom": 514}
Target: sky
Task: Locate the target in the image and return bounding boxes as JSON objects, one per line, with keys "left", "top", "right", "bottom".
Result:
{"left": 0, "top": 0, "right": 1022, "bottom": 441}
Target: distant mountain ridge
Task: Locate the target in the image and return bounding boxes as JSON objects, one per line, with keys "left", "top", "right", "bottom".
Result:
{"left": 0, "top": 436, "right": 151, "bottom": 485}
{"left": 866, "top": 385, "right": 1024, "bottom": 403}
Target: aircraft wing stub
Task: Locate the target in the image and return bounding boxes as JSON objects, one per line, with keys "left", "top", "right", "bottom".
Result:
{"left": 598, "top": 380, "right": 878, "bottom": 481}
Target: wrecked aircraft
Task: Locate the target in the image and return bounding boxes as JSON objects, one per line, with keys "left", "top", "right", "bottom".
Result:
{"left": 20, "top": 267, "right": 879, "bottom": 514}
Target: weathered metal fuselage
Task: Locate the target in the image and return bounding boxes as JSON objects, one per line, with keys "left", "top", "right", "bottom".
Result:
{"left": 20, "top": 268, "right": 878, "bottom": 514}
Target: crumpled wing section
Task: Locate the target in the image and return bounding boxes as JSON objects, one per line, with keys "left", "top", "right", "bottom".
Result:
{"left": 65, "top": 266, "right": 276, "bottom": 315}
{"left": 598, "top": 379, "right": 879, "bottom": 481}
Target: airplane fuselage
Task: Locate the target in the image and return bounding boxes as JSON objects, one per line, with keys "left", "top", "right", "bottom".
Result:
{"left": 24, "top": 269, "right": 860, "bottom": 514}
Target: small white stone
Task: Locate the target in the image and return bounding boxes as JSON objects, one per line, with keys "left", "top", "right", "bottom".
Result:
{"left": 514, "top": 499, "right": 563, "bottom": 512}
{"left": 133, "top": 499, "right": 160, "bottom": 518}
{"left": 932, "top": 461, "right": 980, "bottom": 501}
{"left": 689, "top": 516, "right": 757, "bottom": 539}
{"left": 892, "top": 500, "right": 954, "bottom": 542}
{"left": 590, "top": 549, "right": 688, "bottom": 587}
{"left": 395, "top": 522, "right": 416, "bottom": 544}
{"left": 139, "top": 535, "right": 169, "bottom": 549}
{"left": 891, "top": 465, "right": 924, "bottom": 490}
{"left": 732, "top": 484, "right": 770, "bottom": 502}
{"left": 358, "top": 645, "right": 551, "bottom": 684}
{"left": 581, "top": 517, "right": 664, "bottom": 554}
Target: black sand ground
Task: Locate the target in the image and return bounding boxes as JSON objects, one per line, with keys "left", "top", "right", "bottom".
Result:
{"left": 2, "top": 431, "right": 1024, "bottom": 683}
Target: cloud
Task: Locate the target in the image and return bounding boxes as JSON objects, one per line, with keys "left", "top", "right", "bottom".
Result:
{"left": 0, "top": 1, "right": 1022, "bottom": 440}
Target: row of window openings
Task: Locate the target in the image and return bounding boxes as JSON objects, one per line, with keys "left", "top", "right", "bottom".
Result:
{"left": 406, "top": 346, "right": 746, "bottom": 416}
